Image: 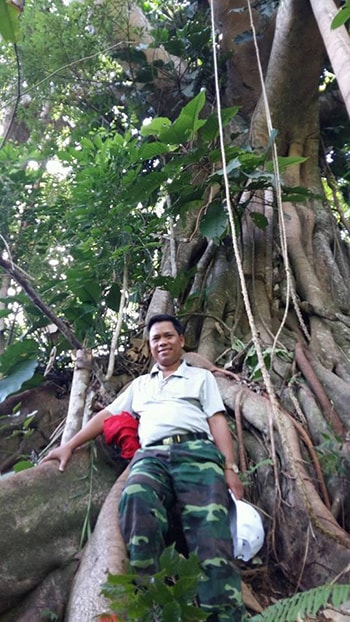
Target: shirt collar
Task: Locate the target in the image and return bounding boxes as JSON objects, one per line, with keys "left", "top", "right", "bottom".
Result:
{"left": 150, "top": 359, "right": 189, "bottom": 378}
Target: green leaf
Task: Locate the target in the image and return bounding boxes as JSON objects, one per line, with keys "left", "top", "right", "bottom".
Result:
{"left": 162, "top": 601, "right": 182, "bottom": 621}
{"left": 0, "top": 358, "right": 37, "bottom": 402}
{"left": 249, "top": 212, "right": 269, "bottom": 230}
{"left": 173, "top": 575, "right": 199, "bottom": 603}
{"left": 282, "top": 186, "right": 313, "bottom": 202}
{"left": 0, "top": 340, "right": 38, "bottom": 375}
{"left": 0, "top": 0, "right": 21, "bottom": 43}
{"left": 250, "top": 584, "right": 350, "bottom": 622}
{"left": 331, "top": 7, "right": 350, "bottom": 29}
{"left": 136, "top": 142, "right": 170, "bottom": 161}
{"left": 266, "top": 155, "right": 308, "bottom": 173}
{"left": 159, "top": 543, "right": 181, "bottom": 576}
{"left": 142, "top": 91, "right": 207, "bottom": 146}
{"left": 199, "top": 106, "right": 240, "bottom": 142}
{"left": 175, "top": 90, "right": 206, "bottom": 131}
{"left": 199, "top": 202, "right": 227, "bottom": 241}
{"left": 159, "top": 91, "right": 206, "bottom": 144}
{"left": 65, "top": 270, "right": 101, "bottom": 305}
{"left": 141, "top": 117, "right": 172, "bottom": 137}
{"left": 77, "top": 281, "right": 101, "bottom": 305}
{"left": 13, "top": 459, "right": 34, "bottom": 472}
{"left": 164, "top": 37, "right": 186, "bottom": 57}
{"left": 124, "top": 170, "right": 167, "bottom": 202}
{"left": 154, "top": 268, "right": 196, "bottom": 298}
{"left": 0, "top": 308, "right": 12, "bottom": 319}
{"left": 105, "top": 283, "right": 122, "bottom": 312}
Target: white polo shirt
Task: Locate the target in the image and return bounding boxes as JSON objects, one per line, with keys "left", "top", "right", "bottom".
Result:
{"left": 106, "top": 360, "right": 225, "bottom": 447}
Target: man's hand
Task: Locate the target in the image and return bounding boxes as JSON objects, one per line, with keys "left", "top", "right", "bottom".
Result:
{"left": 40, "top": 408, "right": 111, "bottom": 472}
{"left": 41, "top": 445, "right": 73, "bottom": 472}
{"left": 224, "top": 470, "right": 244, "bottom": 500}
{"left": 208, "top": 412, "right": 244, "bottom": 499}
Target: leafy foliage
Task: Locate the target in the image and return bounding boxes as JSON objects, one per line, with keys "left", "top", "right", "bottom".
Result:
{"left": 316, "top": 433, "right": 350, "bottom": 478}
{"left": 0, "top": 1, "right": 349, "bottom": 619}
{"left": 250, "top": 584, "right": 350, "bottom": 622}
{"left": 1, "top": 62, "right": 293, "bottom": 366}
{"left": 0, "top": 0, "right": 22, "bottom": 43}
{"left": 101, "top": 549, "right": 350, "bottom": 622}
{"left": 0, "top": 0, "right": 348, "bottom": 384}
{"left": 230, "top": 337, "right": 293, "bottom": 380}
{"left": 101, "top": 545, "right": 209, "bottom": 622}
{"left": 0, "top": 357, "right": 37, "bottom": 402}
{"left": 331, "top": 1, "right": 350, "bottom": 30}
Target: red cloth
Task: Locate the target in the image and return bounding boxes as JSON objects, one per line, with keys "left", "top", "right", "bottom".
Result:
{"left": 103, "top": 411, "right": 140, "bottom": 459}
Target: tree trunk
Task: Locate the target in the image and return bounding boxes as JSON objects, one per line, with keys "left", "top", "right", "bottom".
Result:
{"left": 65, "top": 467, "right": 129, "bottom": 621}
{"left": 0, "top": 274, "right": 10, "bottom": 354}
{"left": 0, "top": 450, "right": 120, "bottom": 619}
{"left": 61, "top": 349, "right": 93, "bottom": 445}
{"left": 309, "top": 0, "right": 350, "bottom": 118}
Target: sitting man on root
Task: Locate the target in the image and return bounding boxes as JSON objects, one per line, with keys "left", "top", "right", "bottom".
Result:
{"left": 42, "top": 314, "right": 245, "bottom": 622}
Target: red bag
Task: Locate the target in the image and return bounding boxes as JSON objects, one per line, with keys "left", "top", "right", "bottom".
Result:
{"left": 103, "top": 411, "right": 140, "bottom": 459}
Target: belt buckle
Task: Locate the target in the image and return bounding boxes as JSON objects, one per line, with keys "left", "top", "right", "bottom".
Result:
{"left": 163, "top": 437, "right": 173, "bottom": 445}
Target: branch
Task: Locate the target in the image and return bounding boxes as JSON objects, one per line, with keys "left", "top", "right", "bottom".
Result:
{"left": 310, "top": 0, "right": 350, "bottom": 119}
{"left": 0, "top": 256, "right": 83, "bottom": 350}
{"left": 61, "top": 348, "right": 93, "bottom": 445}
{"left": 0, "top": 43, "right": 21, "bottom": 148}
{"left": 104, "top": 259, "right": 128, "bottom": 381}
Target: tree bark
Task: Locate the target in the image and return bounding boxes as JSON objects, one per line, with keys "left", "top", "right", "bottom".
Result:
{"left": 61, "top": 349, "right": 93, "bottom": 445}
{"left": 0, "top": 450, "right": 118, "bottom": 618}
{"left": 1, "top": 0, "right": 350, "bottom": 617}
{"left": 0, "top": 257, "right": 83, "bottom": 350}
{"left": 65, "top": 467, "right": 129, "bottom": 621}
{"left": 309, "top": 0, "right": 350, "bottom": 119}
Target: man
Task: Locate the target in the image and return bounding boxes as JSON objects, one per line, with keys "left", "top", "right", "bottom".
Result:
{"left": 42, "top": 314, "right": 245, "bottom": 621}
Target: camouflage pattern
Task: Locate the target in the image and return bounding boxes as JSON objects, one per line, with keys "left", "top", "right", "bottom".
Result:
{"left": 119, "top": 439, "right": 245, "bottom": 621}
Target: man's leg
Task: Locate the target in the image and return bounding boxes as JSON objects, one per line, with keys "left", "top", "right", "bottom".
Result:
{"left": 118, "top": 452, "right": 174, "bottom": 575}
{"left": 172, "top": 440, "right": 245, "bottom": 622}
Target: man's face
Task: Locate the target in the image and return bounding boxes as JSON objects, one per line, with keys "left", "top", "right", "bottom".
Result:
{"left": 149, "top": 321, "right": 185, "bottom": 370}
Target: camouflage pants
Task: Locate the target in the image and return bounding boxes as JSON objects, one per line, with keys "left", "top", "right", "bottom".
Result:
{"left": 118, "top": 439, "right": 245, "bottom": 621}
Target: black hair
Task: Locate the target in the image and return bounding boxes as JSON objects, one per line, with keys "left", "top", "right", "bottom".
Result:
{"left": 146, "top": 314, "right": 185, "bottom": 336}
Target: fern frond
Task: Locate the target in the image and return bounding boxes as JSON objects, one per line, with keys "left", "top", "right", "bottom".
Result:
{"left": 250, "top": 584, "right": 350, "bottom": 622}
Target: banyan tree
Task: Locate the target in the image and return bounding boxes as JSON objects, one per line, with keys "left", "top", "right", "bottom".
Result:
{"left": 0, "top": 0, "right": 349, "bottom": 620}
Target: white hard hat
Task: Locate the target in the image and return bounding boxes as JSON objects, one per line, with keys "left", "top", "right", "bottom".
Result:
{"left": 228, "top": 490, "right": 265, "bottom": 562}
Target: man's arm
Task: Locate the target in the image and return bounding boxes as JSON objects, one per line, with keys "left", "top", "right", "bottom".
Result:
{"left": 208, "top": 412, "right": 244, "bottom": 499}
{"left": 42, "top": 380, "right": 136, "bottom": 471}
{"left": 41, "top": 408, "right": 111, "bottom": 472}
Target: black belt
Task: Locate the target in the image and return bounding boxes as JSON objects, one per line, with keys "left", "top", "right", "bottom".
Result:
{"left": 146, "top": 432, "right": 209, "bottom": 447}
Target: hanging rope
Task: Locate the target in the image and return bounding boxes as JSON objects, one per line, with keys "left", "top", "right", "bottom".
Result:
{"left": 208, "top": 0, "right": 333, "bottom": 530}
{"left": 245, "top": 1, "right": 310, "bottom": 347}
{"left": 207, "top": 0, "right": 317, "bottom": 502}
{"left": 209, "top": 0, "right": 280, "bottom": 493}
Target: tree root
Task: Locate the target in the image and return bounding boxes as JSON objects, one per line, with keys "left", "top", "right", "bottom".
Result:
{"left": 286, "top": 413, "right": 331, "bottom": 510}
{"left": 65, "top": 466, "right": 130, "bottom": 622}
{"left": 295, "top": 342, "right": 346, "bottom": 437}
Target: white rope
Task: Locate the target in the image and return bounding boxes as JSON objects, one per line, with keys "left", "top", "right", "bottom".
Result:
{"left": 209, "top": 0, "right": 281, "bottom": 487}
{"left": 245, "top": 0, "right": 310, "bottom": 346}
